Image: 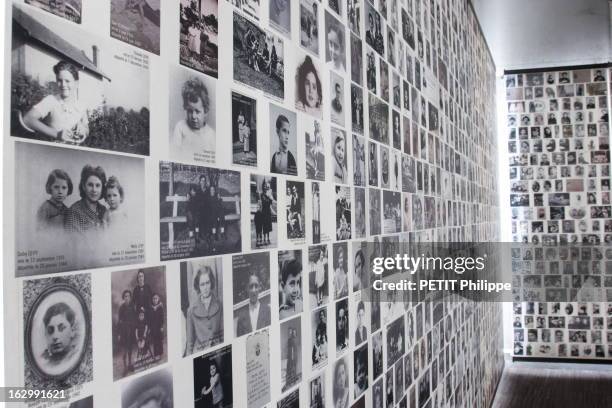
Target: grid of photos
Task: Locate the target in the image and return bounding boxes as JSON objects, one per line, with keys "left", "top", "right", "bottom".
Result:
{"left": 5, "top": 0, "right": 509, "bottom": 407}
{"left": 506, "top": 67, "right": 612, "bottom": 360}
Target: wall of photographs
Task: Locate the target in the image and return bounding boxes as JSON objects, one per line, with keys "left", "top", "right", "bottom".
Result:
{"left": 505, "top": 67, "right": 612, "bottom": 360}
{"left": 4, "top": 0, "right": 503, "bottom": 407}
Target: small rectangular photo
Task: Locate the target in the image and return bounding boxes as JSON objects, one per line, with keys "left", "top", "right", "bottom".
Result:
{"left": 300, "top": 0, "right": 320, "bottom": 55}
{"left": 281, "top": 316, "right": 303, "bottom": 392}
{"left": 330, "top": 72, "right": 346, "bottom": 127}
{"left": 25, "top": 0, "right": 82, "bottom": 23}
{"left": 122, "top": 368, "right": 173, "bottom": 408}
{"left": 169, "top": 65, "right": 217, "bottom": 164}
{"left": 112, "top": 267, "right": 167, "bottom": 380}
{"left": 332, "top": 128, "right": 349, "bottom": 184}
{"left": 232, "top": 91, "right": 258, "bottom": 167}
{"left": 270, "top": 104, "right": 298, "bottom": 176}
{"left": 278, "top": 388, "right": 300, "bottom": 408}
{"left": 11, "top": 4, "right": 150, "bottom": 155}
{"left": 270, "top": 0, "right": 291, "bottom": 38}
{"left": 347, "top": 0, "right": 361, "bottom": 35}
{"left": 246, "top": 330, "right": 271, "bottom": 408}
{"left": 251, "top": 175, "right": 278, "bottom": 249}
{"left": 354, "top": 343, "right": 369, "bottom": 397}
{"left": 311, "top": 307, "right": 329, "bottom": 369}
{"left": 193, "top": 345, "right": 233, "bottom": 408}
{"left": 351, "top": 84, "right": 365, "bottom": 135}
{"left": 332, "top": 242, "right": 349, "bottom": 299}
{"left": 15, "top": 142, "right": 145, "bottom": 276}
{"left": 325, "top": 10, "right": 346, "bottom": 73}
{"left": 335, "top": 298, "right": 349, "bottom": 353}
{"left": 369, "top": 188, "right": 381, "bottom": 235}
{"left": 179, "top": 0, "right": 219, "bottom": 78}
{"left": 278, "top": 250, "right": 304, "bottom": 320}
{"left": 227, "top": 0, "right": 260, "bottom": 21}
{"left": 352, "top": 134, "right": 366, "bottom": 187}
{"left": 350, "top": 34, "right": 363, "bottom": 85}
{"left": 23, "top": 273, "right": 92, "bottom": 389}
{"left": 159, "top": 162, "right": 242, "bottom": 260}
{"left": 309, "top": 372, "right": 326, "bottom": 408}
{"left": 335, "top": 185, "right": 352, "bottom": 241}
{"left": 369, "top": 94, "right": 389, "bottom": 144}
{"left": 180, "top": 258, "right": 224, "bottom": 357}
{"left": 233, "top": 252, "right": 271, "bottom": 337}
{"left": 111, "top": 0, "right": 161, "bottom": 54}
{"left": 354, "top": 188, "right": 366, "bottom": 238}
{"left": 286, "top": 181, "right": 306, "bottom": 240}
{"left": 305, "top": 118, "right": 326, "bottom": 181}
{"left": 309, "top": 244, "right": 329, "bottom": 308}
{"left": 383, "top": 190, "right": 401, "bottom": 233}
{"left": 295, "top": 52, "right": 323, "bottom": 118}
{"left": 233, "top": 12, "right": 285, "bottom": 99}
{"left": 332, "top": 356, "right": 351, "bottom": 408}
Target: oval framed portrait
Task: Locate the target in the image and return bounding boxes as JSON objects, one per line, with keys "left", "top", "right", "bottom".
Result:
{"left": 25, "top": 283, "right": 90, "bottom": 381}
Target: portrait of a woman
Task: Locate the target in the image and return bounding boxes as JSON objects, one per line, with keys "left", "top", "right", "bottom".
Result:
{"left": 295, "top": 55, "right": 322, "bottom": 117}
{"left": 185, "top": 267, "right": 223, "bottom": 356}
{"left": 23, "top": 61, "right": 89, "bottom": 144}
{"left": 64, "top": 164, "right": 108, "bottom": 234}
{"left": 333, "top": 357, "right": 349, "bottom": 408}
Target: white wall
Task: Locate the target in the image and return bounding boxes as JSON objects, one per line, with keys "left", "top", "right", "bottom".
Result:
{"left": 472, "top": 0, "right": 611, "bottom": 72}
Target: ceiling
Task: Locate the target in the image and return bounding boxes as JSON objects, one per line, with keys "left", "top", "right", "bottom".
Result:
{"left": 470, "top": 0, "right": 611, "bottom": 72}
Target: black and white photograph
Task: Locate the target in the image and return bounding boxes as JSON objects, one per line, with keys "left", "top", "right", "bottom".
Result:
{"left": 364, "top": 1, "right": 384, "bottom": 56}
{"left": 227, "top": 0, "right": 260, "bottom": 21}
{"left": 232, "top": 91, "right": 258, "bottom": 167}
{"left": 270, "top": 104, "right": 298, "bottom": 176}
{"left": 295, "top": 53, "right": 323, "bottom": 118}
{"left": 15, "top": 142, "right": 145, "bottom": 276}
{"left": 278, "top": 388, "right": 300, "bottom": 408}
{"left": 351, "top": 85, "right": 364, "bottom": 135}
{"left": 300, "top": 0, "right": 320, "bottom": 55}
{"left": 311, "top": 307, "right": 329, "bottom": 369}
{"left": 312, "top": 182, "right": 322, "bottom": 243}
{"left": 325, "top": 11, "right": 346, "bottom": 73}
{"left": 330, "top": 72, "right": 346, "bottom": 126}
{"left": 169, "top": 65, "right": 217, "bottom": 164}
{"left": 310, "top": 373, "right": 326, "bottom": 408}
{"left": 328, "top": 0, "right": 342, "bottom": 16}
{"left": 281, "top": 316, "right": 302, "bottom": 392}
{"left": 122, "top": 368, "right": 173, "bottom": 408}
{"left": 246, "top": 330, "right": 271, "bottom": 408}
{"left": 193, "top": 345, "right": 233, "bottom": 408}
{"left": 354, "top": 188, "right": 366, "bottom": 238}
{"left": 111, "top": 0, "right": 161, "bottom": 55}
{"left": 24, "top": 0, "right": 82, "bottom": 23}
{"left": 333, "top": 242, "right": 349, "bottom": 299}
{"left": 386, "top": 316, "right": 405, "bottom": 366}
{"left": 24, "top": 274, "right": 92, "bottom": 389}
{"left": 369, "top": 94, "right": 389, "bottom": 144}
{"left": 159, "top": 162, "right": 241, "bottom": 260}
{"left": 270, "top": 0, "right": 291, "bottom": 37}
{"left": 251, "top": 175, "right": 278, "bottom": 249}
{"left": 353, "top": 134, "right": 366, "bottom": 187}
{"left": 369, "top": 188, "right": 381, "bottom": 235}
{"left": 335, "top": 185, "right": 352, "bottom": 240}
{"left": 369, "top": 141, "right": 379, "bottom": 187}
{"left": 234, "top": 12, "right": 285, "bottom": 99}
{"left": 69, "top": 396, "right": 93, "bottom": 408}
{"left": 333, "top": 356, "right": 350, "bottom": 408}
{"left": 112, "top": 267, "right": 167, "bottom": 381}
{"left": 179, "top": 0, "right": 218, "bottom": 78}
{"left": 335, "top": 298, "right": 349, "bottom": 352}
{"left": 353, "top": 343, "right": 368, "bottom": 397}
{"left": 309, "top": 245, "right": 329, "bottom": 307}
{"left": 332, "top": 128, "right": 349, "bottom": 183}
{"left": 372, "top": 331, "right": 383, "bottom": 380}
{"left": 233, "top": 252, "right": 271, "bottom": 337}
{"left": 352, "top": 242, "right": 367, "bottom": 292}
{"left": 305, "top": 118, "right": 326, "bottom": 181}
{"left": 350, "top": 35, "right": 363, "bottom": 85}
{"left": 180, "top": 258, "right": 223, "bottom": 357}
{"left": 11, "top": 4, "right": 150, "bottom": 155}
{"left": 278, "top": 250, "right": 304, "bottom": 320}
{"left": 383, "top": 190, "right": 401, "bottom": 233}
{"left": 347, "top": 0, "right": 361, "bottom": 36}
{"left": 286, "top": 181, "right": 306, "bottom": 240}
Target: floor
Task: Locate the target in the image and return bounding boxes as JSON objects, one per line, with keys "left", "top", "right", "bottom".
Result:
{"left": 491, "top": 359, "right": 612, "bottom": 408}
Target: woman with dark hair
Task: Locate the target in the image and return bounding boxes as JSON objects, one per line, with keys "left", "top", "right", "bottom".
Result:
{"left": 200, "top": 361, "right": 224, "bottom": 408}
{"left": 185, "top": 266, "right": 223, "bottom": 355}
{"left": 333, "top": 358, "right": 349, "bottom": 408}
{"left": 296, "top": 56, "right": 322, "bottom": 116}
{"left": 23, "top": 60, "right": 89, "bottom": 144}
{"left": 260, "top": 179, "right": 275, "bottom": 245}
{"left": 65, "top": 164, "right": 107, "bottom": 233}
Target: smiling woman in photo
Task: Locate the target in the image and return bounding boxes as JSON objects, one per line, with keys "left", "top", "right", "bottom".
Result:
{"left": 23, "top": 61, "right": 89, "bottom": 144}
